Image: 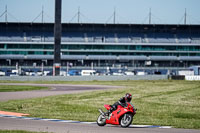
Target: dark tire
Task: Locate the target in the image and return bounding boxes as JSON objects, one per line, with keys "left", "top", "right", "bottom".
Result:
{"left": 97, "top": 114, "right": 106, "bottom": 126}
{"left": 120, "top": 113, "right": 133, "bottom": 128}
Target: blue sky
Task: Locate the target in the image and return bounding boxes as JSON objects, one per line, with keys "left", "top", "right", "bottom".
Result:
{"left": 0, "top": 0, "right": 200, "bottom": 24}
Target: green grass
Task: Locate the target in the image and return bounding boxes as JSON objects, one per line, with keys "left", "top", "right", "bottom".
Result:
{"left": 0, "top": 80, "right": 104, "bottom": 84}
{"left": 0, "top": 130, "right": 46, "bottom": 133}
{"left": 0, "top": 85, "right": 48, "bottom": 92}
{"left": 0, "top": 80, "right": 200, "bottom": 129}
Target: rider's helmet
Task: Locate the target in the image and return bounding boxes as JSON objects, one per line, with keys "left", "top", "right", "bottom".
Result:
{"left": 125, "top": 93, "right": 132, "bottom": 102}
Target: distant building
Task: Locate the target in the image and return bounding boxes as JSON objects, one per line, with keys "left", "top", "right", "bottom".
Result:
{"left": 0, "top": 22, "right": 200, "bottom": 68}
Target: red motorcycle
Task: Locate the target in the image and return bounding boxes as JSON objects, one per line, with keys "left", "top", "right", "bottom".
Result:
{"left": 97, "top": 102, "right": 136, "bottom": 128}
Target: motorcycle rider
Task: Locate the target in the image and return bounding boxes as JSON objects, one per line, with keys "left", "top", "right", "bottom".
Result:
{"left": 105, "top": 93, "right": 132, "bottom": 116}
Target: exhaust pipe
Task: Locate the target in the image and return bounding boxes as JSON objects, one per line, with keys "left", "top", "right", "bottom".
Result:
{"left": 98, "top": 109, "right": 105, "bottom": 115}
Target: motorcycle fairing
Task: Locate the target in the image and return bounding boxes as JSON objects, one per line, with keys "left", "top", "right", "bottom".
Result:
{"left": 105, "top": 105, "right": 134, "bottom": 125}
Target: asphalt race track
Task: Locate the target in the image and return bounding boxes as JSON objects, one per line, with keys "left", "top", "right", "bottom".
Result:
{"left": 0, "top": 83, "right": 120, "bottom": 101}
{"left": 0, "top": 83, "right": 199, "bottom": 133}
{"left": 1, "top": 116, "right": 200, "bottom": 133}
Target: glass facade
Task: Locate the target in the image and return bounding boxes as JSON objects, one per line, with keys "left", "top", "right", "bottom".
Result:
{"left": 0, "top": 43, "right": 200, "bottom": 56}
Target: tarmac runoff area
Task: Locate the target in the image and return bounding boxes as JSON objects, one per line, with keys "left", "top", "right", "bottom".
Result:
{"left": 0, "top": 83, "right": 200, "bottom": 133}
{"left": 0, "top": 83, "right": 121, "bottom": 101}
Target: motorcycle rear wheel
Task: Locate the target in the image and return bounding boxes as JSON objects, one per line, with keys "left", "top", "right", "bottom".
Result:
{"left": 120, "top": 113, "right": 133, "bottom": 128}
{"left": 97, "top": 114, "right": 106, "bottom": 126}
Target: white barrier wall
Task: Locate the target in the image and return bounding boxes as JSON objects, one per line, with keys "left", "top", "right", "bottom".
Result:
{"left": 185, "top": 76, "right": 200, "bottom": 81}
{"left": 0, "top": 75, "right": 168, "bottom": 81}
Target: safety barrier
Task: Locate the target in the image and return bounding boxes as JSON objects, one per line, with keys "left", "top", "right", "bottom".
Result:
{"left": 185, "top": 76, "right": 200, "bottom": 81}
{"left": 0, "top": 75, "right": 168, "bottom": 81}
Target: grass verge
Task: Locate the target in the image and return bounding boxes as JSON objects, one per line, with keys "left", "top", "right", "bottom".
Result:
{"left": 0, "top": 130, "right": 46, "bottom": 133}
{"left": 0, "top": 80, "right": 200, "bottom": 129}
{"left": 0, "top": 85, "right": 48, "bottom": 92}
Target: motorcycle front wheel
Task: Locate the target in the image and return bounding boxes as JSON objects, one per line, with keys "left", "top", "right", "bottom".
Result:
{"left": 120, "top": 113, "right": 133, "bottom": 128}
{"left": 97, "top": 114, "right": 106, "bottom": 126}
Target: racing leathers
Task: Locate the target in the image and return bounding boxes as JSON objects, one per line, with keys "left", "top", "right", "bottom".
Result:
{"left": 106, "top": 97, "right": 128, "bottom": 115}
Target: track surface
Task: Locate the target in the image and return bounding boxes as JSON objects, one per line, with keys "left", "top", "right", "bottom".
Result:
{"left": 0, "top": 83, "right": 199, "bottom": 133}
{"left": 0, "top": 83, "right": 120, "bottom": 101}
{"left": 1, "top": 117, "right": 199, "bottom": 133}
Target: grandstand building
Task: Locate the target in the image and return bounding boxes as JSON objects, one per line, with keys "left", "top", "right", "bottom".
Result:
{"left": 0, "top": 22, "right": 200, "bottom": 69}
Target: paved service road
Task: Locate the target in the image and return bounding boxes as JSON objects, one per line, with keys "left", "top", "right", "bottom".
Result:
{"left": 0, "top": 83, "right": 120, "bottom": 101}
{"left": 0, "top": 83, "right": 199, "bottom": 133}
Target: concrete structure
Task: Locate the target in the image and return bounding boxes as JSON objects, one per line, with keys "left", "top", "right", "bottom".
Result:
{"left": 0, "top": 23, "right": 200, "bottom": 71}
